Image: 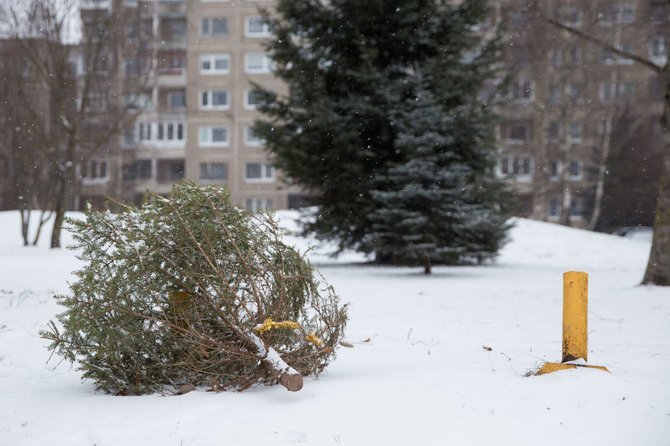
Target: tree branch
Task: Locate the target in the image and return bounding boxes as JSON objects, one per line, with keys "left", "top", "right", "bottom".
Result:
{"left": 547, "top": 18, "right": 663, "bottom": 74}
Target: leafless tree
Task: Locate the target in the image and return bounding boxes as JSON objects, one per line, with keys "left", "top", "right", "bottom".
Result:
{"left": 0, "top": 42, "right": 55, "bottom": 245}
{"left": 549, "top": 3, "right": 670, "bottom": 285}
{"left": 0, "top": 0, "right": 144, "bottom": 247}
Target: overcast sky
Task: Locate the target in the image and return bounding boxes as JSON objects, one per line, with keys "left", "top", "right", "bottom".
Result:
{"left": 0, "top": 0, "right": 81, "bottom": 43}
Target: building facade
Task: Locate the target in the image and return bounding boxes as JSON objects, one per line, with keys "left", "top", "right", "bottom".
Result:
{"left": 79, "top": 0, "right": 288, "bottom": 212}
{"left": 495, "top": 0, "right": 666, "bottom": 229}
{"left": 75, "top": 0, "right": 667, "bottom": 229}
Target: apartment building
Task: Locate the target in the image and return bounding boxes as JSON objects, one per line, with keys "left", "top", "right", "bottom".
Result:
{"left": 495, "top": 0, "right": 666, "bottom": 229}
{"left": 75, "top": 0, "right": 666, "bottom": 228}
{"left": 78, "top": 0, "right": 288, "bottom": 212}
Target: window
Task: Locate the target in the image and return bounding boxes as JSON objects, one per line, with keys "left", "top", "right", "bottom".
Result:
{"left": 160, "top": 18, "right": 186, "bottom": 41}
{"left": 200, "top": 163, "right": 228, "bottom": 182}
{"left": 92, "top": 52, "right": 109, "bottom": 74}
{"left": 244, "top": 90, "right": 263, "bottom": 109}
{"left": 245, "top": 163, "right": 274, "bottom": 182}
{"left": 244, "top": 126, "right": 263, "bottom": 146}
{"left": 568, "top": 84, "right": 581, "bottom": 104}
{"left": 136, "top": 121, "right": 185, "bottom": 142}
{"left": 202, "top": 18, "right": 228, "bottom": 37}
{"left": 69, "top": 54, "right": 83, "bottom": 77}
{"left": 157, "top": 121, "right": 185, "bottom": 142}
{"left": 601, "top": 43, "right": 634, "bottom": 65}
{"left": 139, "top": 50, "right": 152, "bottom": 72}
{"left": 140, "top": 19, "right": 153, "bottom": 38}
{"left": 500, "top": 154, "right": 532, "bottom": 178}
{"left": 157, "top": 159, "right": 184, "bottom": 182}
{"left": 601, "top": 48, "right": 615, "bottom": 64}
{"left": 89, "top": 23, "right": 107, "bottom": 41}
{"left": 124, "top": 128, "right": 136, "bottom": 146}
{"left": 509, "top": 79, "right": 534, "bottom": 102}
{"left": 548, "top": 199, "right": 561, "bottom": 220}
{"left": 135, "top": 159, "right": 152, "bottom": 180}
{"left": 598, "top": 119, "right": 608, "bottom": 137}
{"left": 548, "top": 122, "right": 563, "bottom": 143}
{"left": 245, "top": 16, "right": 271, "bottom": 37}
{"left": 549, "top": 85, "right": 561, "bottom": 104}
{"left": 599, "top": 5, "right": 617, "bottom": 25}
{"left": 245, "top": 198, "right": 274, "bottom": 213}
{"left": 569, "top": 45, "right": 581, "bottom": 65}
{"left": 508, "top": 124, "right": 528, "bottom": 142}
{"left": 125, "top": 94, "right": 151, "bottom": 109}
{"left": 500, "top": 156, "right": 510, "bottom": 175}
{"left": 650, "top": 37, "right": 668, "bottom": 64}
{"left": 85, "top": 88, "right": 109, "bottom": 110}
{"left": 200, "top": 54, "right": 230, "bottom": 74}
{"left": 620, "top": 5, "right": 635, "bottom": 23}
{"left": 551, "top": 48, "right": 563, "bottom": 67}
{"left": 549, "top": 160, "right": 561, "bottom": 179}
{"left": 199, "top": 126, "right": 229, "bottom": 147}
{"left": 157, "top": 50, "right": 186, "bottom": 72}
{"left": 200, "top": 90, "right": 229, "bottom": 110}
{"left": 518, "top": 156, "right": 532, "bottom": 176}
{"left": 126, "top": 23, "right": 139, "bottom": 39}
{"left": 167, "top": 91, "right": 186, "bottom": 108}
{"left": 555, "top": 7, "right": 581, "bottom": 27}
{"left": 599, "top": 82, "right": 634, "bottom": 103}
{"left": 569, "top": 197, "right": 584, "bottom": 219}
{"left": 599, "top": 4, "right": 635, "bottom": 25}
{"left": 600, "top": 83, "right": 613, "bottom": 103}
{"left": 81, "top": 158, "right": 109, "bottom": 182}
{"left": 569, "top": 160, "right": 582, "bottom": 180}
{"left": 122, "top": 159, "right": 152, "bottom": 182}
{"left": 568, "top": 122, "right": 583, "bottom": 143}
{"left": 137, "top": 122, "right": 153, "bottom": 141}
{"left": 125, "top": 59, "right": 138, "bottom": 76}
{"left": 244, "top": 53, "right": 273, "bottom": 74}
{"left": 652, "top": 2, "right": 668, "bottom": 24}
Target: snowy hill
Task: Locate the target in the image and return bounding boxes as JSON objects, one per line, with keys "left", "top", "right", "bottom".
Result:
{"left": 0, "top": 211, "right": 668, "bottom": 446}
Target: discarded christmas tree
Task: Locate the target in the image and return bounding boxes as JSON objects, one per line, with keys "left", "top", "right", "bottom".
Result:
{"left": 42, "top": 181, "right": 347, "bottom": 395}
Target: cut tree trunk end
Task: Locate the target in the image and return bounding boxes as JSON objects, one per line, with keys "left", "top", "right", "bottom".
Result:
{"left": 257, "top": 338, "right": 304, "bottom": 391}
{"left": 263, "top": 356, "right": 304, "bottom": 392}
{"left": 279, "top": 371, "right": 304, "bottom": 392}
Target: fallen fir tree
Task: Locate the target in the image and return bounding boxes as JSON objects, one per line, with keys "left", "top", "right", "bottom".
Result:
{"left": 42, "top": 181, "right": 347, "bottom": 394}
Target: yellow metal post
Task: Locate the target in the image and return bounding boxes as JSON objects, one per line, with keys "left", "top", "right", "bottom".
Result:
{"left": 562, "top": 271, "right": 588, "bottom": 362}
{"left": 535, "top": 271, "right": 609, "bottom": 376}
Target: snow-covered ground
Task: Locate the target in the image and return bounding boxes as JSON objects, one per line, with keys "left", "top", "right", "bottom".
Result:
{"left": 0, "top": 211, "right": 668, "bottom": 445}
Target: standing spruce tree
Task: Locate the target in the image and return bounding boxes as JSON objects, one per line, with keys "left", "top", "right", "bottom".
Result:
{"left": 254, "top": 0, "right": 511, "bottom": 267}
{"left": 368, "top": 75, "right": 511, "bottom": 273}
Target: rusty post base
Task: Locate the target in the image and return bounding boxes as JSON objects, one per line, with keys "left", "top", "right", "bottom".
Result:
{"left": 535, "top": 362, "right": 610, "bottom": 376}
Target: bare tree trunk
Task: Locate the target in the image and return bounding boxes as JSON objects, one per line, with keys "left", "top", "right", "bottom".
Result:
{"left": 643, "top": 69, "right": 670, "bottom": 285}
{"left": 50, "top": 155, "right": 74, "bottom": 248}
{"left": 560, "top": 183, "right": 571, "bottom": 226}
{"left": 588, "top": 106, "right": 616, "bottom": 231}
{"left": 50, "top": 179, "right": 70, "bottom": 249}
{"left": 19, "top": 206, "right": 30, "bottom": 246}
{"left": 32, "top": 210, "right": 53, "bottom": 246}
{"left": 558, "top": 132, "right": 572, "bottom": 226}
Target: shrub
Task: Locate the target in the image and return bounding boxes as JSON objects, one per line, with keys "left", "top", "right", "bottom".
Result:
{"left": 42, "top": 181, "right": 347, "bottom": 394}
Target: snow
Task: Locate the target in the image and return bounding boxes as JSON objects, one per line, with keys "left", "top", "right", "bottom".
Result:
{"left": 1, "top": 210, "right": 669, "bottom": 445}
